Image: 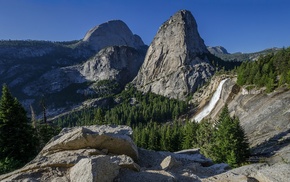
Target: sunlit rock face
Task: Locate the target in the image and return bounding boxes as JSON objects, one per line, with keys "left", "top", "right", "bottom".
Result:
{"left": 133, "top": 10, "right": 214, "bottom": 100}
{"left": 82, "top": 20, "right": 145, "bottom": 52}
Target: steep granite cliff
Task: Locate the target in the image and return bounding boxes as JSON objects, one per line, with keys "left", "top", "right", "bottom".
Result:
{"left": 133, "top": 10, "right": 214, "bottom": 100}
{"left": 80, "top": 46, "right": 144, "bottom": 87}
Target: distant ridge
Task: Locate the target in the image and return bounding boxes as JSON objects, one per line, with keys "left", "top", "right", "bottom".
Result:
{"left": 82, "top": 20, "right": 144, "bottom": 52}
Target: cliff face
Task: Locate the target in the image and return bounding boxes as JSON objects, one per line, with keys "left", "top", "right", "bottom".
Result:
{"left": 228, "top": 87, "right": 290, "bottom": 161}
{"left": 190, "top": 77, "right": 290, "bottom": 181}
{"left": 80, "top": 46, "right": 144, "bottom": 87}
{"left": 191, "top": 76, "right": 290, "bottom": 165}
{"left": 133, "top": 10, "right": 214, "bottom": 100}
{"left": 0, "top": 21, "right": 146, "bottom": 118}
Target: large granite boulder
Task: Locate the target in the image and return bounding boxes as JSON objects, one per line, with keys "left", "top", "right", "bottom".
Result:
{"left": 0, "top": 125, "right": 139, "bottom": 182}
{"left": 41, "top": 125, "right": 138, "bottom": 161}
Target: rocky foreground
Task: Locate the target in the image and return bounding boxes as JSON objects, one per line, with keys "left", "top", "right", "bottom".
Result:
{"left": 1, "top": 125, "right": 289, "bottom": 182}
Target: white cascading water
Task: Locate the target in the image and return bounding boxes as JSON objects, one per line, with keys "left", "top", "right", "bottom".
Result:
{"left": 193, "top": 79, "right": 228, "bottom": 122}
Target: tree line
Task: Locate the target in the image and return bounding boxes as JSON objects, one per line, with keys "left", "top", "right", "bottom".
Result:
{"left": 133, "top": 106, "right": 250, "bottom": 168}
{"left": 0, "top": 85, "right": 59, "bottom": 174}
{"left": 237, "top": 47, "right": 290, "bottom": 92}
{"left": 54, "top": 85, "right": 189, "bottom": 128}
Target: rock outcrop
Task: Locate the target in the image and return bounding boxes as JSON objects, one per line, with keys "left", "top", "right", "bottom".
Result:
{"left": 202, "top": 163, "right": 290, "bottom": 182}
{"left": 2, "top": 124, "right": 289, "bottom": 181}
{"left": 82, "top": 20, "right": 145, "bottom": 52}
{"left": 80, "top": 46, "right": 144, "bottom": 86}
{"left": 0, "top": 125, "right": 232, "bottom": 182}
{"left": 133, "top": 10, "right": 214, "bottom": 100}
{"left": 0, "top": 125, "right": 139, "bottom": 182}
{"left": 228, "top": 86, "right": 290, "bottom": 165}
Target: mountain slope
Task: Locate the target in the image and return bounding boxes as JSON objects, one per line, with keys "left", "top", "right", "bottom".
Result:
{"left": 0, "top": 21, "right": 146, "bottom": 117}
{"left": 208, "top": 46, "right": 281, "bottom": 61}
{"left": 133, "top": 10, "right": 214, "bottom": 100}
{"left": 191, "top": 75, "right": 290, "bottom": 165}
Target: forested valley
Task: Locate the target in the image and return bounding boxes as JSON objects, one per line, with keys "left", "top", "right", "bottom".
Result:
{"left": 2, "top": 46, "right": 290, "bottom": 174}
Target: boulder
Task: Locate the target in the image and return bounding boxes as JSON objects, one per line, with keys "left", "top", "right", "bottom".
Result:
{"left": 70, "top": 156, "right": 120, "bottom": 182}
{"left": 1, "top": 123, "right": 264, "bottom": 182}
{"left": 160, "top": 156, "right": 181, "bottom": 170}
{"left": 116, "top": 169, "right": 177, "bottom": 182}
{"left": 40, "top": 125, "right": 138, "bottom": 161}
{"left": 0, "top": 125, "right": 139, "bottom": 182}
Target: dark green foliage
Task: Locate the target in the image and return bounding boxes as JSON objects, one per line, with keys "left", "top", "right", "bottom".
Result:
{"left": 0, "top": 85, "right": 38, "bottom": 174}
{"left": 133, "top": 121, "right": 184, "bottom": 152}
{"left": 93, "top": 80, "right": 121, "bottom": 97}
{"left": 36, "top": 124, "right": 61, "bottom": 151}
{"left": 206, "top": 53, "right": 242, "bottom": 71}
{"left": 194, "top": 119, "right": 216, "bottom": 158}
{"left": 54, "top": 85, "right": 189, "bottom": 128}
{"left": 211, "top": 106, "right": 250, "bottom": 167}
{"left": 133, "top": 106, "right": 250, "bottom": 168}
{"left": 237, "top": 47, "right": 290, "bottom": 91}
{"left": 0, "top": 157, "right": 22, "bottom": 175}
{"left": 52, "top": 85, "right": 249, "bottom": 168}
{"left": 103, "top": 85, "right": 188, "bottom": 126}
{"left": 182, "top": 121, "right": 199, "bottom": 149}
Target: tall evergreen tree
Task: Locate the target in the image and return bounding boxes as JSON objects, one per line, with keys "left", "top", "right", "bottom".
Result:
{"left": 195, "top": 119, "right": 215, "bottom": 158}
{"left": 0, "top": 84, "right": 38, "bottom": 174}
{"left": 212, "top": 106, "right": 250, "bottom": 167}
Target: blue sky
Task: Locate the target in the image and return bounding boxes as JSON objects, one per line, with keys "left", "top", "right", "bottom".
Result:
{"left": 0, "top": 0, "right": 289, "bottom": 53}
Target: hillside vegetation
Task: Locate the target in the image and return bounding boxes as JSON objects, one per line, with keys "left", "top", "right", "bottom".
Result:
{"left": 237, "top": 47, "right": 290, "bottom": 92}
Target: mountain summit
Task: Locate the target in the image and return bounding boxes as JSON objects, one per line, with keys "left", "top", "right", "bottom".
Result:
{"left": 82, "top": 20, "right": 145, "bottom": 52}
{"left": 133, "top": 10, "right": 214, "bottom": 99}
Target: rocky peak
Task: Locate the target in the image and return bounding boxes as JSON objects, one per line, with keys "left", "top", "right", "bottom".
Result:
{"left": 207, "top": 46, "right": 229, "bottom": 55}
{"left": 133, "top": 10, "right": 214, "bottom": 100}
{"left": 173, "top": 10, "right": 208, "bottom": 53}
{"left": 82, "top": 20, "right": 145, "bottom": 52}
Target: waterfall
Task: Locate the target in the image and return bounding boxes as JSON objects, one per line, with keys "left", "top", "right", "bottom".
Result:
{"left": 193, "top": 79, "right": 228, "bottom": 122}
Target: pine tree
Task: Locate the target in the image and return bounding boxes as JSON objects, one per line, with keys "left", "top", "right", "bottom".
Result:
{"left": 0, "top": 85, "right": 38, "bottom": 174}
{"left": 195, "top": 119, "right": 215, "bottom": 158}
{"left": 212, "top": 106, "right": 250, "bottom": 167}
{"left": 182, "top": 120, "right": 198, "bottom": 150}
